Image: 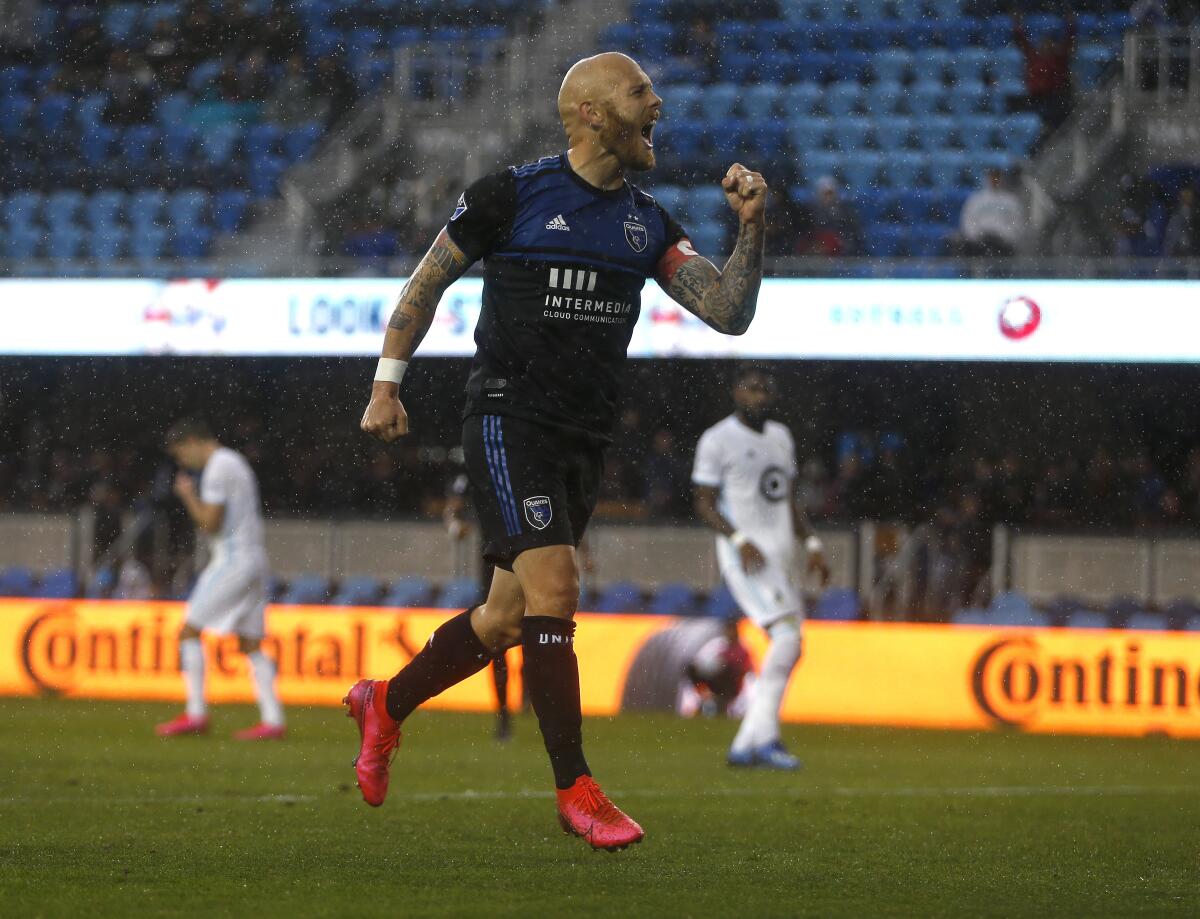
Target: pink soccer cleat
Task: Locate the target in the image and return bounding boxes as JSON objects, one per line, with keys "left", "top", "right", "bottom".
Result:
{"left": 155, "top": 713, "right": 210, "bottom": 737}
{"left": 556, "top": 776, "right": 645, "bottom": 852}
{"left": 233, "top": 723, "right": 286, "bottom": 741}
{"left": 343, "top": 679, "right": 402, "bottom": 807}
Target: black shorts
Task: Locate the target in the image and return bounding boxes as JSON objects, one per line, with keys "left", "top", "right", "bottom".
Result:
{"left": 462, "top": 413, "right": 602, "bottom": 570}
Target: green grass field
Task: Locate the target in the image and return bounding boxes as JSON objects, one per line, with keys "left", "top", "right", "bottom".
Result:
{"left": 0, "top": 699, "right": 1196, "bottom": 918}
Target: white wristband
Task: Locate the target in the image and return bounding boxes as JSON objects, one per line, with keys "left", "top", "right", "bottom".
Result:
{"left": 730, "top": 531, "right": 749, "bottom": 549}
{"left": 375, "top": 357, "right": 408, "bottom": 385}
{"left": 805, "top": 535, "right": 824, "bottom": 554}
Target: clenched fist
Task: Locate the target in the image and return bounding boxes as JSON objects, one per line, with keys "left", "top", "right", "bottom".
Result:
{"left": 721, "top": 162, "right": 768, "bottom": 224}
{"left": 360, "top": 387, "right": 409, "bottom": 443}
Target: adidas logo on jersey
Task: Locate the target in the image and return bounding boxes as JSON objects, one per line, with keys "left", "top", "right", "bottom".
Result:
{"left": 545, "top": 214, "right": 570, "bottom": 231}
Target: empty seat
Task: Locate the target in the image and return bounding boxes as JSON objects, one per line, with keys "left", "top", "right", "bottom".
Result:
{"left": 703, "top": 84, "right": 741, "bottom": 122}
{"left": 909, "top": 221, "right": 949, "bottom": 256}
{"left": 332, "top": 576, "right": 383, "bottom": 606}
{"left": 812, "top": 588, "right": 860, "bottom": 621}
{"left": 439, "top": 577, "right": 483, "bottom": 609}
{"left": 284, "top": 121, "right": 324, "bottom": 162}
{"left": 740, "top": 84, "right": 783, "bottom": 121}
{"left": 996, "top": 113, "right": 1041, "bottom": 155}
{"left": 129, "top": 189, "right": 167, "bottom": 227}
{"left": 594, "top": 582, "right": 643, "bottom": 614}
{"left": 831, "top": 117, "right": 872, "bottom": 152}
{"left": 35, "top": 568, "right": 77, "bottom": 599}
{"left": 906, "top": 81, "right": 947, "bottom": 116}
{"left": 279, "top": 574, "right": 330, "bottom": 605}
{"left": 822, "top": 82, "right": 863, "bottom": 117}
{"left": 167, "top": 189, "right": 210, "bottom": 228}
{"left": 1065, "top": 610, "right": 1109, "bottom": 630}
{"left": 0, "top": 566, "right": 35, "bottom": 596}
{"left": 171, "top": 225, "right": 213, "bottom": 258}
{"left": 704, "top": 584, "right": 739, "bottom": 618}
{"left": 782, "top": 84, "right": 823, "bottom": 117}
{"left": 871, "top": 49, "right": 912, "bottom": 84}
{"left": 1125, "top": 612, "right": 1168, "bottom": 632}
{"left": 648, "top": 583, "right": 698, "bottom": 616}
{"left": 915, "top": 115, "right": 956, "bottom": 151}
{"left": 862, "top": 81, "right": 904, "bottom": 116}
{"left": 912, "top": 48, "right": 950, "bottom": 83}
{"left": 384, "top": 576, "right": 435, "bottom": 608}
{"left": 951, "top": 608, "right": 990, "bottom": 625}
{"left": 873, "top": 116, "right": 914, "bottom": 151}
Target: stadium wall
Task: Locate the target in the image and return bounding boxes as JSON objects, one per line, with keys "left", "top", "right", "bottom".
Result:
{"left": 4, "top": 599, "right": 1200, "bottom": 739}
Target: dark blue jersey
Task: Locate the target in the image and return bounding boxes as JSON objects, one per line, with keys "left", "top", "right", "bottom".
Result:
{"left": 445, "top": 152, "right": 687, "bottom": 441}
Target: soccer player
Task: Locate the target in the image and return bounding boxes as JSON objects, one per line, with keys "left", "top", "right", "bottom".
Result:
{"left": 349, "top": 51, "right": 768, "bottom": 851}
{"left": 155, "top": 419, "right": 285, "bottom": 740}
{"left": 692, "top": 368, "right": 830, "bottom": 769}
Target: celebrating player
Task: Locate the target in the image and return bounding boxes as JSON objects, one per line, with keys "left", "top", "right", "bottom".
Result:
{"left": 692, "top": 368, "right": 830, "bottom": 769}
{"left": 349, "top": 51, "right": 768, "bottom": 851}
{"left": 155, "top": 419, "right": 285, "bottom": 740}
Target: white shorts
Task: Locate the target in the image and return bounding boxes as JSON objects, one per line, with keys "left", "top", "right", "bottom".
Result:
{"left": 716, "top": 541, "right": 804, "bottom": 628}
{"left": 186, "top": 551, "right": 268, "bottom": 639}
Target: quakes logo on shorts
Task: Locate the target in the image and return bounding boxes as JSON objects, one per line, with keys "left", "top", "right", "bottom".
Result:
{"left": 524, "top": 495, "right": 553, "bottom": 530}
{"left": 759, "top": 466, "right": 789, "bottom": 502}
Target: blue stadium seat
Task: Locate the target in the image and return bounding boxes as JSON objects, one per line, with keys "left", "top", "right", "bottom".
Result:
{"left": 1125, "top": 612, "right": 1168, "bottom": 632}
{"left": 686, "top": 186, "right": 728, "bottom": 223}
{"left": 927, "top": 152, "right": 971, "bottom": 188}
{"left": 740, "top": 84, "right": 783, "bottom": 122}
{"left": 823, "top": 82, "right": 862, "bottom": 117}
{"left": 906, "top": 81, "right": 946, "bottom": 116}
{"left": 279, "top": 575, "right": 330, "bottom": 605}
{"left": 951, "top": 608, "right": 989, "bottom": 625}
{"left": 37, "top": 93, "right": 73, "bottom": 134}
{"left": 35, "top": 568, "right": 77, "bottom": 599}
{"left": 871, "top": 49, "right": 912, "bottom": 84}
{"left": 812, "top": 588, "right": 860, "bottom": 621}
{"left": 789, "top": 116, "right": 833, "bottom": 152}
{"left": 802, "top": 149, "right": 842, "bottom": 183}
{"left": 947, "top": 81, "right": 988, "bottom": 116}
{"left": 45, "top": 191, "right": 85, "bottom": 229}
{"left": 384, "top": 576, "right": 435, "bottom": 608}
{"left": 709, "top": 120, "right": 749, "bottom": 160}
{"left": 284, "top": 121, "right": 324, "bottom": 162}
{"left": 86, "top": 567, "right": 116, "bottom": 599}
{"left": 595, "top": 582, "right": 644, "bottom": 614}
{"left": 948, "top": 47, "right": 989, "bottom": 84}
{"left": 332, "top": 576, "right": 383, "bottom": 606}
{"left": 130, "top": 189, "right": 167, "bottom": 227}
{"left": 956, "top": 114, "right": 996, "bottom": 152}
{"left": 841, "top": 152, "right": 883, "bottom": 191}
{"left": 915, "top": 115, "right": 956, "bottom": 151}
{"left": 782, "top": 84, "right": 823, "bottom": 117}
{"left": 88, "top": 225, "right": 128, "bottom": 260}
{"left": 1065, "top": 610, "right": 1109, "bottom": 630}
{"left": 873, "top": 116, "right": 914, "bottom": 151}
{"left": 912, "top": 48, "right": 950, "bottom": 83}
{"left": 704, "top": 583, "right": 739, "bottom": 618}
{"left": 884, "top": 152, "right": 928, "bottom": 188}
{"left": 687, "top": 221, "right": 726, "bottom": 257}
{"left": 2, "top": 226, "right": 39, "bottom": 259}
{"left": 909, "top": 222, "right": 949, "bottom": 256}
{"left": 862, "top": 82, "right": 904, "bottom": 116}
{"left": 248, "top": 154, "right": 287, "bottom": 199}
{"left": 47, "top": 225, "right": 86, "bottom": 259}
{"left": 996, "top": 113, "right": 1041, "bottom": 155}
{"left": 172, "top": 225, "right": 213, "bottom": 258}
{"left": 129, "top": 225, "right": 169, "bottom": 259}
{"left": 703, "top": 84, "right": 741, "bottom": 122}
{"left": 867, "top": 223, "right": 909, "bottom": 256}
{"left": 648, "top": 583, "right": 698, "bottom": 616}
{"left": 439, "top": 577, "right": 483, "bottom": 609}
{"left": 0, "top": 92, "right": 32, "bottom": 135}
{"left": 831, "top": 117, "right": 872, "bottom": 152}
{"left": 667, "top": 85, "right": 704, "bottom": 121}
{"left": 658, "top": 123, "right": 704, "bottom": 160}
{"left": 650, "top": 185, "right": 685, "bottom": 217}
{"left": 1186, "top": 615, "right": 1200, "bottom": 633}
{"left": 167, "top": 189, "right": 210, "bottom": 228}
{"left": 0, "top": 567, "right": 35, "bottom": 596}
{"left": 5, "top": 190, "right": 43, "bottom": 228}
{"left": 196, "top": 123, "right": 241, "bottom": 167}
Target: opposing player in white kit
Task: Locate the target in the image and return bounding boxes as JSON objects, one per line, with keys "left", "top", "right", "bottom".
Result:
{"left": 692, "top": 368, "right": 829, "bottom": 769}
{"left": 155, "top": 419, "right": 285, "bottom": 740}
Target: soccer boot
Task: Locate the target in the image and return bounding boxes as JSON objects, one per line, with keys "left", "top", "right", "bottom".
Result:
{"left": 155, "top": 713, "right": 209, "bottom": 737}
{"left": 755, "top": 740, "right": 802, "bottom": 771}
{"left": 726, "top": 748, "right": 758, "bottom": 768}
{"left": 556, "top": 776, "right": 644, "bottom": 852}
{"left": 343, "top": 679, "right": 401, "bottom": 807}
{"left": 233, "top": 723, "right": 286, "bottom": 741}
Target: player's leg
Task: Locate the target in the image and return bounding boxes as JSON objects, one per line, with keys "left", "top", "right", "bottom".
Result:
{"left": 730, "top": 614, "right": 803, "bottom": 770}
{"left": 481, "top": 561, "right": 513, "bottom": 740}
{"left": 157, "top": 563, "right": 227, "bottom": 736}
{"left": 234, "top": 634, "right": 286, "bottom": 739}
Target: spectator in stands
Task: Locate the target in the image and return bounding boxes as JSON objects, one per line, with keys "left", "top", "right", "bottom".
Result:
{"left": 798, "top": 177, "right": 863, "bottom": 257}
{"left": 143, "top": 19, "right": 187, "bottom": 91}
{"left": 643, "top": 429, "right": 689, "bottom": 518}
{"left": 1162, "top": 185, "right": 1199, "bottom": 257}
{"left": 341, "top": 209, "right": 402, "bottom": 261}
{"left": 266, "top": 53, "right": 325, "bottom": 127}
{"left": 313, "top": 55, "right": 358, "bottom": 127}
{"left": 672, "top": 17, "right": 720, "bottom": 83}
{"left": 102, "top": 51, "right": 155, "bottom": 126}
{"left": 956, "top": 168, "right": 1024, "bottom": 257}
{"left": 1013, "top": 10, "right": 1076, "bottom": 142}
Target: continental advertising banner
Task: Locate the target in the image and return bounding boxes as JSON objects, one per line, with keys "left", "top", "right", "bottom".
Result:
{"left": 4, "top": 600, "right": 1200, "bottom": 737}
{"left": 2, "top": 277, "right": 1199, "bottom": 362}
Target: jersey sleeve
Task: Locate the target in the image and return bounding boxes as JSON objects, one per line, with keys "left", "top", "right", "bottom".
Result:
{"left": 444, "top": 169, "right": 518, "bottom": 261}
{"left": 199, "top": 457, "right": 230, "bottom": 506}
{"left": 653, "top": 202, "right": 701, "bottom": 288}
{"left": 691, "top": 429, "right": 725, "bottom": 488}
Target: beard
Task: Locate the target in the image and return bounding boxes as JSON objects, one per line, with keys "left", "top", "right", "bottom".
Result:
{"left": 599, "top": 105, "right": 655, "bottom": 172}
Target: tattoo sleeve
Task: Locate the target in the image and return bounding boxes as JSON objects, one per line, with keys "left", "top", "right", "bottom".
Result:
{"left": 381, "top": 228, "right": 470, "bottom": 359}
{"left": 665, "top": 221, "right": 764, "bottom": 336}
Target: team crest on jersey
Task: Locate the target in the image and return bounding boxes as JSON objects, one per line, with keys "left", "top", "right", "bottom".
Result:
{"left": 450, "top": 194, "right": 467, "bottom": 221}
{"left": 524, "top": 496, "right": 553, "bottom": 530}
{"left": 624, "top": 221, "right": 648, "bottom": 252}
{"left": 759, "top": 466, "right": 789, "bottom": 502}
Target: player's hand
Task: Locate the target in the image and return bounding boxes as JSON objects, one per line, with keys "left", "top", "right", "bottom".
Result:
{"left": 360, "top": 388, "right": 409, "bottom": 442}
{"left": 808, "top": 551, "right": 832, "bottom": 587}
{"left": 172, "top": 473, "right": 196, "bottom": 502}
{"left": 721, "top": 163, "right": 767, "bottom": 225}
{"left": 739, "top": 541, "right": 767, "bottom": 575}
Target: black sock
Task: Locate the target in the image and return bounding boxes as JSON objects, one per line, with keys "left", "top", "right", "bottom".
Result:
{"left": 521, "top": 616, "right": 591, "bottom": 789}
{"left": 385, "top": 608, "right": 491, "bottom": 723}
{"left": 492, "top": 654, "right": 509, "bottom": 717}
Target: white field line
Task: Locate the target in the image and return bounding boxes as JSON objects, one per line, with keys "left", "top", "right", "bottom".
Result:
{"left": 2, "top": 785, "right": 1198, "bottom": 807}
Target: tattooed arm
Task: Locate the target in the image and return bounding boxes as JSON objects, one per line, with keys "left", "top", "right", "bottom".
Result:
{"left": 659, "top": 163, "right": 767, "bottom": 337}
{"left": 360, "top": 228, "right": 471, "bottom": 442}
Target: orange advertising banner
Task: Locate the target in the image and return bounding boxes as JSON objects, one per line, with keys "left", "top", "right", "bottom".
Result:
{"left": 3, "top": 599, "right": 1200, "bottom": 738}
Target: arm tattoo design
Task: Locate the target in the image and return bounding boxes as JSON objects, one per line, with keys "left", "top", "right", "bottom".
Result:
{"left": 384, "top": 230, "right": 470, "bottom": 352}
{"left": 666, "top": 221, "right": 764, "bottom": 335}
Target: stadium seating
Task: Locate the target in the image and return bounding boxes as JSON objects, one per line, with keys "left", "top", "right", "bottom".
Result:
{"left": 332, "top": 575, "right": 383, "bottom": 607}
{"left": 34, "top": 568, "right": 78, "bottom": 599}
{"left": 703, "top": 584, "right": 740, "bottom": 619}
{"left": 595, "top": 582, "right": 645, "bottom": 614}
{"left": 439, "top": 577, "right": 484, "bottom": 610}
{"left": 648, "top": 583, "right": 699, "bottom": 616}
{"left": 624, "top": 3, "right": 1131, "bottom": 256}
{"left": 278, "top": 574, "right": 330, "bottom": 605}
{"left": 811, "top": 588, "right": 861, "bottom": 621}
{"left": 383, "top": 576, "right": 435, "bottom": 608}
{"left": 0, "top": 566, "right": 36, "bottom": 596}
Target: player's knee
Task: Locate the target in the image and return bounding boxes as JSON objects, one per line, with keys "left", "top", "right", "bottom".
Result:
{"left": 529, "top": 573, "right": 579, "bottom": 618}
{"left": 179, "top": 624, "right": 201, "bottom": 641}
{"left": 766, "top": 617, "right": 803, "bottom": 670}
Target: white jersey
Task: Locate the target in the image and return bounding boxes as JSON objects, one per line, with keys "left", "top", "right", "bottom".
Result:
{"left": 693, "top": 415, "right": 798, "bottom": 564}
{"left": 199, "top": 446, "right": 265, "bottom": 559}
{"left": 693, "top": 415, "right": 802, "bottom": 626}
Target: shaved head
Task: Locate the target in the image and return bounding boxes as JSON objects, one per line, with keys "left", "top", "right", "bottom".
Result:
{"left": 557, "top": 52, "right": 661, "bottom": 177}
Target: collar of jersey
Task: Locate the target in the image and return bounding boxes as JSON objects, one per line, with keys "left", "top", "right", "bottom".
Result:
{"left": 560, "top": 152, "right": 630, "bottom": 200}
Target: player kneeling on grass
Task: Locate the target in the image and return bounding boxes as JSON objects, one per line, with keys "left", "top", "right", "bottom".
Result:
{"left": 156, "top": 418, "right": 285, "bottom": 740}
{"left": 693, "top": 368, "right": 830, "bottom": 769}
{"left": 346, "top": 51, "right": 769, "bottom": 851}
